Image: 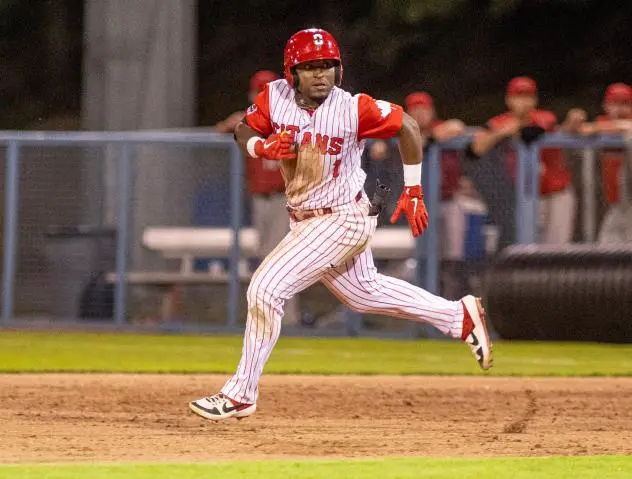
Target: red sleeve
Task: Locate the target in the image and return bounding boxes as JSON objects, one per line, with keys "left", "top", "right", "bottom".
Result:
{"left": 532, "top": 110, "right": 557, "bottom": 131}
{"left": 487, "top": 113, "right": 511, "bottom": 131}
{"left": 357, "top": 94, "right": 404, "bottom": 140}
{"left": 244, "top": 84, "right": 273, "bottom": 136}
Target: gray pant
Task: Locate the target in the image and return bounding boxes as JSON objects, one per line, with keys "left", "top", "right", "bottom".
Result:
{"left": 539, "top": 186, "right": 577, "bottom": 244}
{"left": 598, "top": 204, "right": 632, "bottom": 243}
{"left": 251, "top": 193, "right": 299, "bottom": 324}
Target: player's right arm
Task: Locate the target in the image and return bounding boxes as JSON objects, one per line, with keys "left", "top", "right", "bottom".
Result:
{"left": 579, "top": 118, "right": 632, "bottom": 136}
{"left": 470, "top": 117, "right": 521, "bottom": 157}
{"left": 234, "top": 84, "right": 295, "bottom": 161}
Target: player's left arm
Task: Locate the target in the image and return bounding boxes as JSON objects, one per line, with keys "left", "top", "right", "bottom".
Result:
{"left": 390, "top": 112, "right": 428, "bottom": 237}
{"left": 356, "top": 94, "right": 427, "bottom": 236}
{"left": 397, "top": 112, "right": 423, "bottom": 166}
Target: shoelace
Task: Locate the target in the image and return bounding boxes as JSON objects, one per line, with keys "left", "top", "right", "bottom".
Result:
{"left": 204, "top": 394, "right": 227, "bottom": 406}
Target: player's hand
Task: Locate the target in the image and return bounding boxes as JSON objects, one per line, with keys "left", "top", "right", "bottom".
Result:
{"left": 390, "top": 185, "right": 429, "bottom": 237}
{"left": 255, "top": 131, "right": 296, "bottom": 161}
{"left": 563, "top": 108, "right": 587, "bottom": 133}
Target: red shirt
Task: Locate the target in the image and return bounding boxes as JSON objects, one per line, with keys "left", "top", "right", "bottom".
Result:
{"left": 245, "top": 156, "right": 286, "bottom": 195}
{"left": 488, "top": 110, "right": 572, "bottom": 195}
{"left": 596, "top": 114, "right": 631, "bottom": 204}
{"left": 427, "top": 120, "right": 462, "bottom": 201}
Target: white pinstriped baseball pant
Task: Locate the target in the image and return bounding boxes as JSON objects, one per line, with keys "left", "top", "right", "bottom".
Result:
{"left": 222, "top": 197, "right": 465, "bottom": 404}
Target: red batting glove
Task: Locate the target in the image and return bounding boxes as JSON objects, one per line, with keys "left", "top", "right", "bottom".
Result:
{"left": 390, "top": 185, "right": 429, "bottom": 237}
{"left": 254, "top": 131, "right": 296, "bottom": 161}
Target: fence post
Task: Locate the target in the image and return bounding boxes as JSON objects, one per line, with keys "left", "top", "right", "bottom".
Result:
{"left": 413, "top": 145, "right": 442, "bottom": 338}
{"left": 423, "top": 145, "right": 440, "bottom": 293}
{"left": 529, "top": 144, "right": 540, "bottom": 243}
{"left": 515, "top": 142, "right": 538, "bottom": 244}
{"left": 114, "top": 143, "right": 133, "bottom": 326}
{"left": 581, "top": 147, "right": 596, "bottom": 242}
{"left": 228, "top": 143, "right": 243, "bottom": 328}
{"left": 2, "top": 141, "right": 21, "bottom": 324}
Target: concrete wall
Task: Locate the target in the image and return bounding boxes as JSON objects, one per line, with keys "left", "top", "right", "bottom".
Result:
{"left": 82, "top": 0, "right": 199, "bottom": 269}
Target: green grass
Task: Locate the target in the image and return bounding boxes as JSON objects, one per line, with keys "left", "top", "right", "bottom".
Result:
{"left": 0, "top": 456, "right": 630, "bottom": 479}
{"left": 1, "top": 331, "right": 631, "bottom": 375}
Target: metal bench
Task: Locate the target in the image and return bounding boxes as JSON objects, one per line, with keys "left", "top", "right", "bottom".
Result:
{"left": 109, "top": 226, "right": 417, "bottom": 321}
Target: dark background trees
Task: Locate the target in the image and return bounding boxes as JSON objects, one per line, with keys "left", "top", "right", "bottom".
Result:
{"left": 2, "top": 0, "right": 631, "bottom": 129}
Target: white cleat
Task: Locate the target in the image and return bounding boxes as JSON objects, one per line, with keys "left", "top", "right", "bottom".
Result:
{"left": 461, "top": 295, "right": 493, "bottom": 370}
{"left": 189, "top": 393, "right": 257, "bottom": 421}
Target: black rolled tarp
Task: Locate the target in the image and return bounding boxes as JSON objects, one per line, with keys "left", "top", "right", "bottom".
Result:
{"left": 485, "top": 244, "right": 632, "bottom": 343}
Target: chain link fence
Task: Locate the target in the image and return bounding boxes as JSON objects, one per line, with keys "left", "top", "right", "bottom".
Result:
{"left": 1, "top": 131, "right": 630, "bottom": 336}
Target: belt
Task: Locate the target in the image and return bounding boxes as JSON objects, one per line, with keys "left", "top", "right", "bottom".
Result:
{"left": 287, "top": 191, "right": 362, "bottom": 222}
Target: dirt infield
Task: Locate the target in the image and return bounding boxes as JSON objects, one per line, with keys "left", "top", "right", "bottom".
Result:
{"left": 1, "top": 374, "right": 631, "bottom": 463}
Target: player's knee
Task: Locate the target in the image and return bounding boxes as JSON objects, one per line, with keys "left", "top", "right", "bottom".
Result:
{"left": 246, "top": 282, "right": 263, "bottom": 306}
{"left": 247, "top": 281, "right": 277, "bottom": 308}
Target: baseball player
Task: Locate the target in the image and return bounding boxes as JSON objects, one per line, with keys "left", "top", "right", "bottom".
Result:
{"left": 471, "top": 77, "right": 585, "bottom": 244}
{"left": 581, "top": 83, "right": 632, "bottom": 242}
{"left": 190, "top": 28, "right": 492, "bottom": 422}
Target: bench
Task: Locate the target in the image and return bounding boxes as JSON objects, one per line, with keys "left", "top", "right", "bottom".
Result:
{"left": 108, "top": 226, "right": 419, "bottom": 321}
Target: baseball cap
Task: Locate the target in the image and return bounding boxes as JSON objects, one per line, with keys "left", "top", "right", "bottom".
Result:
{"left": 250, "top": 70, "right": 279, "bottom": 93}
{"left": 405, "top": 92, "right": 434, "bottom": 110}
{"left": 507, "top": 77, "right": 537, "bottom": 96}
{"left": 604, "top": 83, "right": 632, "bottom": 103}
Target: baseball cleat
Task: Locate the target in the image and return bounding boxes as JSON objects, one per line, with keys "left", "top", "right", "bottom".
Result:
{"left": 461, "top": 295, "right": 493, "bottom": 370}
{"left": 189, "top": 393, "right": 256, "bottom": 421}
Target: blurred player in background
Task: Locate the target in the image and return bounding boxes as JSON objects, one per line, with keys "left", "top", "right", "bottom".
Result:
{"left": 215, "top": 70, "right": 299, "bottom": 324}
{"left": 581, "top": 83, "right": 632, "bottom": 242}
{"left": 471, "top": 76, "right": 585, "bottom": 244}
{"left": 190, "top": 28, "right": 493, "bottom": 422}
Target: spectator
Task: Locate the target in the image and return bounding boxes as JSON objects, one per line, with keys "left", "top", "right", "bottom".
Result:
{"left": 215, "top": 70, "right": 299, "bottom": 323}
{"left": 581, "top": 83, "right": 632, "bottom": 243}
{"left": 471, "top": 76, "right": 585, "bottom": 245}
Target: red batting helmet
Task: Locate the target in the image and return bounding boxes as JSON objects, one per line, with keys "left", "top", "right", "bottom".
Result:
{"left": 283, "top": 28, "right": 342, "bottom": 87}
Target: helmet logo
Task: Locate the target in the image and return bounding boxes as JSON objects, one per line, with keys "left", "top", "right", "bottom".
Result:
{"left": 313, "top": 33, "right": 324, "bottom": 46}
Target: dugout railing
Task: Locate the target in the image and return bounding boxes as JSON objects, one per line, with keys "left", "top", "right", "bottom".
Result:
{"left": 0, "top": 131, "right": 629, "bottom": 335}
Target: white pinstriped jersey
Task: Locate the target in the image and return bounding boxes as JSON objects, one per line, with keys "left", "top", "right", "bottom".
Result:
{"left": 220, "top": 82, "right": 469, "bottom": 407}
{"left": 245, "top": 79, "right": 403, "bottom": 210}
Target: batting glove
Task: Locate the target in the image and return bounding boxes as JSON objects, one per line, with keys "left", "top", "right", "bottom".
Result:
{"left": 253, "top": 131, "right": 296, "bottom": 161}
{"left": 390, "top": 185, "right": 429, "bottom": 237}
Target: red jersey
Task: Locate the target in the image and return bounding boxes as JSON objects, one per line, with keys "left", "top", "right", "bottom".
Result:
{"left": 427, "top": 120, "right": 462, "bottom": 201}
{"left": 596, "top": 114, "right": 631, "bottom": 204}
{"left": 488, "top": 110, "right": 572, "bottom": 195}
